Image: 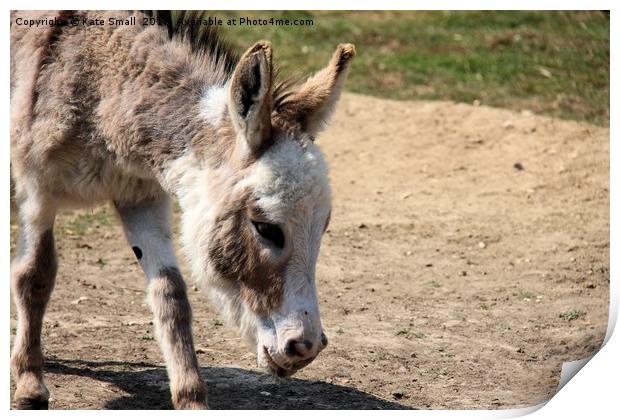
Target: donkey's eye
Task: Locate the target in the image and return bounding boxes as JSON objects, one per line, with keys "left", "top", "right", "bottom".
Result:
{"left": 252, "top": 221, "right": 285, "bottom": 249}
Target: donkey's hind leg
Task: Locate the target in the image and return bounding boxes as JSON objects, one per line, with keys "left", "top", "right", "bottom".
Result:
{"left": 115, "top": 196, "right": 208, "bottom": 409}
{"left": 11, "top": 193, "right": 57, "bottom": 410}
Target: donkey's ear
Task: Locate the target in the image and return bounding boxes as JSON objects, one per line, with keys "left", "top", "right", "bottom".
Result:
{"left": 279, "top": 43, "right": 356, "bottom": 137}
{"left": 229, "top": 41, "right": 273, "bottom": 154}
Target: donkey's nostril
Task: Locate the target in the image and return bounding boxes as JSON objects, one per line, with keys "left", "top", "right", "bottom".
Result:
{"left": 320, "top": 332, "right": 329, "bottom": 348}
{"left": 284, "top": 339, "right": 315, "bottom": 359}
{"left": 285, "top": 340, "right": 297, "bottom": 357}
{"left": 303, "top": 340, "right": 313, "bottom": 350}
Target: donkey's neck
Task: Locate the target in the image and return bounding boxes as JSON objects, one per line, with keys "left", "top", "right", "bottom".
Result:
{"left": 155, "top": 82, "right": 242, "bottom": 200}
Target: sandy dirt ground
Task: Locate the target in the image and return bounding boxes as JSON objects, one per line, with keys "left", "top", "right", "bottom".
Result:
{"left": 10, "top": 94, "right": 609, "bottom": 409}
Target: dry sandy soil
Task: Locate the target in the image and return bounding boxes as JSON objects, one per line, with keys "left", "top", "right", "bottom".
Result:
{"left": 9, "top": 93, "right": 610, "bottom": 409}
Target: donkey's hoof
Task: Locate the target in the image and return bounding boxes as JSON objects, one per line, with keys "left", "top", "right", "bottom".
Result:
{"left": 12, "top": 373, "right": 50, "bottom": 410}
{"left": 13, "top": 397, "right": 49, "bottom": 410}
{"left": 175, "top": 399, "right": 209, "bottom": 410}
{"left": 173, "top": 383, "right": 209, "bottom": 409}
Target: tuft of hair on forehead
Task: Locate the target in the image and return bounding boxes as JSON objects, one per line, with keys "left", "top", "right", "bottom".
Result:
{"left": 272, "top": 76, "right": 301, "bottom": 115}
{"left": 270, "top": 76, "right": 308, "bottom": 138}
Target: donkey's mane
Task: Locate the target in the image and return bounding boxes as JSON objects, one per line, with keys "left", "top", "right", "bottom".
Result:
{"left": 142, "top": 10, "right": 297, "bottom": 109}
{"left": 142, "top": 11, "right": 239, "bottom": 75}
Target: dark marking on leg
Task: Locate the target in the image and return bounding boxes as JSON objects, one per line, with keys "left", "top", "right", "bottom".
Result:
{"left": 132, "top": 246, "right": 143, "bottom": 260}
{"left": 116, "top": 196, "right": 207, "bottom": 409}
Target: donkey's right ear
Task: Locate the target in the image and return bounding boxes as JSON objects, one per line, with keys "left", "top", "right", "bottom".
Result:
{"left": 229, "top": 41, "right": 273, "bottom": 155}
{"left": 274, "top": 44, "right": 355, "bottom": 137}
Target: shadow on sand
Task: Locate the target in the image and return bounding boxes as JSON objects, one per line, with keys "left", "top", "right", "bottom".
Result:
{"left": 45, "top": 358, "right": 410, "bottom": 409}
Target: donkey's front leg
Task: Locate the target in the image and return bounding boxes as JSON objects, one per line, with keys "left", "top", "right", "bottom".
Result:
{"left": 115, "top": 197, "right": 208, "bottom": 409}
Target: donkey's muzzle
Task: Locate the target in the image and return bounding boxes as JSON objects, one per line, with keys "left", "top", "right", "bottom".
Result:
{"left": 282, "top": 331, "right": 328, "bottom": 363}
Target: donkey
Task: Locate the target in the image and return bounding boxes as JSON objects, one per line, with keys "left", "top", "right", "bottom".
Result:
{"left": 10, "top": 10, "right": 355, "bottom": 409}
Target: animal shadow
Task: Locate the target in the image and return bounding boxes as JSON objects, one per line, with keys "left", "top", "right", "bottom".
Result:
{"left": 45, "top": 358, "right": 410, "bottom": 409}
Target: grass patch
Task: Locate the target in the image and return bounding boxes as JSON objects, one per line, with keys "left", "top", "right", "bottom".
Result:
{"left": 395, "top": 328, "right": 409, "bottom": 336}
{"left": 559, "top": 309, "right": 587, "bottom": 321}
{"left": 60, "top": 208, "right": 113, "bottom": 237}
{"left": 139, "top": 335, "right": 155, "bottom": 341}
{"left": 118, "top": 363, "right": 132, "bottom": 371}
{"left": 519, "top": 291, "right": 535, "bottom": 300}
{"left": 211, "top": 11, "right": 608, "bottom": 125}
{"left": 395, "top": 328, "right": 425, "bottom": 339}
{"left": 93, "top": 258, "right": 107, "bottom": 268}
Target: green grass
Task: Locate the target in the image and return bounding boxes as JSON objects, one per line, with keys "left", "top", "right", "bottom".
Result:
{"left": 394, "top": 328, "right": 425, "bottom": 339}
{"left": 139, "top": 335, "right": 155, "bottom": 341}
{"left": 211, "top": 11, "right": 609, "bottom": 125}
{"left": 60, "top": 207, "right": 113, "bottom": 237}
{"left": 519, "top": 291, "right": 535, "bottom": 300}
{"left": 395, "top": 328, "right": 409, "bottom": 336}
{"left": 559, "top": 309, "right": 587, "bottom": 321}
{"left": 426, "top": 280, "right": 441, "bottom": 288}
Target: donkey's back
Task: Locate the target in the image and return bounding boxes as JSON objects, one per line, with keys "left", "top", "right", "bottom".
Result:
{"left": 11, "top": 10, "right": 171, "bottom": 208}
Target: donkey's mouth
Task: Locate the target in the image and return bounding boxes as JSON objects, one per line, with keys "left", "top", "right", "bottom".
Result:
{"left": 261, "top": 346, "right": 316, "bottom": 378}
{"left": 262, "top": 346, "right": 292, "bottom": 378}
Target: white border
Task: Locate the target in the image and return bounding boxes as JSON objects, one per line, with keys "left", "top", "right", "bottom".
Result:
{"left": 2, "top": 2, "right": 616, "bottom": 418}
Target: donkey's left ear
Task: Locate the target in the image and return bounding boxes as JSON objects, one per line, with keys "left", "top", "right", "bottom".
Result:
{"left": 278, "top": 43, "right": 356, "bottom": 137}
{"left": 229, "top": 41, "right": 273, "bottom": 154}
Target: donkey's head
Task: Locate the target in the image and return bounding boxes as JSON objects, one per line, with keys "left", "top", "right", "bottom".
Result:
{"left": 174, "top": 41, "right": 354, "bottom": 377}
